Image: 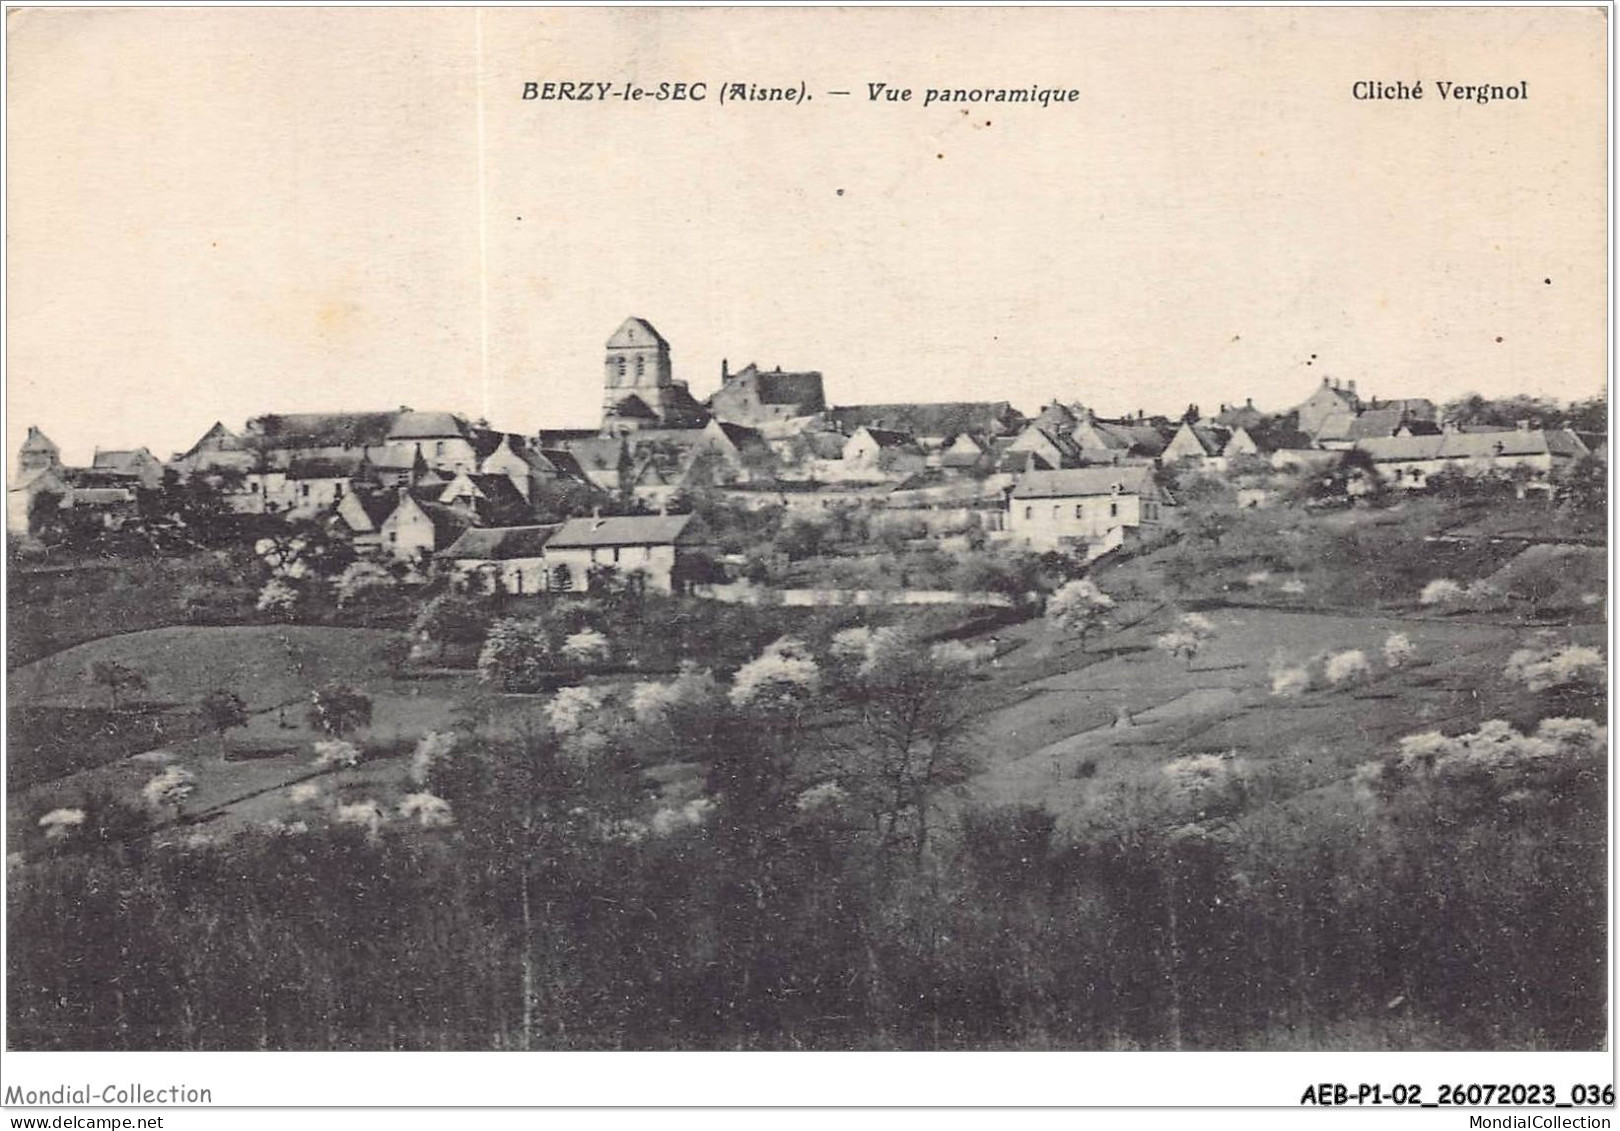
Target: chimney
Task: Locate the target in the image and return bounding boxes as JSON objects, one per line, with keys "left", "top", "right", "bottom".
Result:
{"left": 1348, "top": 379, "right": 1357, "bottom": 394}
{"left": 1245, "top": 397, "right": 1253, "bottom": 409}
{"left": 1516, "top": 419, "right": 1531, "bottom": 432}
{"left": 1333, "top": 379, "right": 1341, "bottom": 391}
{"left": 1322, "top": 376, "right": 1331, "bottom": 388}
{"left": 721, "top": 358, "right": 730, "bottom": 383}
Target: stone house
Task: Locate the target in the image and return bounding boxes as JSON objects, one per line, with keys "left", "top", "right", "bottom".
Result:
{"left": 1007, "top": 466, "right": 1174, "bottom": 555}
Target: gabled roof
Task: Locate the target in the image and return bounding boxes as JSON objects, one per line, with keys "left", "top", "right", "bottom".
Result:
{"left": 605, "top": 394, "right": 661, "bottom": 421}
{"left": 852, "top": 426, "right": 918, "bottom": 449}
{"left": 606, "top": 317, "right": 669, "bottom": 350}
{"left": 1031, "top": 402, "right": 1079, "bottom": 436}
{"left": 567, "top": 437, "right": 630, "bottom": 471}
{"left": 175, "top": 422, "right": 244, "bottom": 461}
{"left": 91, "top": 448, "right": 158, "bottom": 474}
{"left": 1171, "top": 424, "right": 1230, "bottom": 457}
{"left": 536, "top": 448, "right": 591, "bottom": 481}
{"left": 339, "top": 489, "right": 395, "bottom": 530}
{"left": 287, "top": 453, "right": 370, "bottom": 480}
{"left": 247, "top": 412, "right": 398, "bottom": 449}
{"left": 1237, "top": 419, "right": 1316, "bottom": 453}
{"left": 1210, "top": 402, "right": 1268, "bottom": 430}
{"left": 20, "top": 426, "right": 58, "bottom": 453}
{"left": 1356, "top": 428, "right": 1589, "bottom": 462}
{"left": 462, "top": 473, "right": 528, "bottom": 512}
{"left": 468, "top": 429, "right": 514, "bottom": 462}
{"left": 1082, "top": 419, "right": 1170, "bottom": 456}
{"left": 548, "top": 512, "right": 698, "bottom": 549}
{"left": 713, "top": 365, "right": 827, "bottom": 410}
{"left": 440, "top": 524, "right": 560, "bottom": 561}
{"left": 65, "top": 487, "right": 138, "bottom": 506}
{"left": 386, "top": 493, "right": 475, "bottom": 542}
{"left": 1341, "top": 408, "right": 1410, "bottom": 440}
{"left": 387, "top": 412, "right": 469, "bottom": 441}
{"left": 827, "top": 401, "right": 1022, "bottom": 439}
{"left": 1010, "top": 466, "right": 1159, "bottom": 500}
{"left": 995, "top": 449, "right": 1053, "bottom": 474}
{"left": 536, "top": 428, "right": 602, "bottom": 447}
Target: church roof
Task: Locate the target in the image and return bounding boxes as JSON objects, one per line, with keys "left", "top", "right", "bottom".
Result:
{"left": 827, "top": 401, "right": 1021, "bottom": 439}
{"left": 248, "top": 412, "right": 398, "bottom": 449}
{"left": 606, "top": 317, "right": 669, "bottom": 350}
{"left": 715, "top": 365, "right": 827, "bottom": 410}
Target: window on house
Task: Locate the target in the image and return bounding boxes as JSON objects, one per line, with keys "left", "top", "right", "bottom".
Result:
{"left": 1110, "top": 502, "right": 1119, "bottom": 518}
{"left": 300, "top": 484, "right": 310, "bottom": 498}
{"left": 335, "top": 482, "right": 344, "bottom": 498}
{"left": 435, "top": 441, "right": 445, "bottom": 457}
{"left": 612, "top": 547, "right": 621, "bottom": 563}
{"left": 635, "top": 356, "right": 645, "bottom": 380}
{"left": 1052, "top": 505, "right": 1060, "bottom": 520}
{"left": 616, "top": 356, "right": 627, "bottom": 379}
{"left": 1024, "top": 506, "right": 1032, "bottom": 520}
{"left": 1074, "top": 504, "right": 1083, "bottom": 518}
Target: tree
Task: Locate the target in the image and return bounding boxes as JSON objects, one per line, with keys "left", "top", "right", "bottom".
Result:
{"left": 200, "top": 689, "right": 249, "bottom": 760}
{"left": 1156, "top": 612, "right": 1217, "bottom": 668}
{"left": 1557, "top": 453, "right": 1606, "bottom": 516}
{"left": 89, "top": 661, "right": 147, "bottom": 712}
{"left": 307, "top": 682, "right": 373, "bottom": 738}
{"left": 1046, "top": 578, "right": 1115, "bottom": 652}
{"left": 478, "top": 617, "right": 554, "bottom": 691}
{"left": 839, "top": 634, "right": 983, "bottom": 857}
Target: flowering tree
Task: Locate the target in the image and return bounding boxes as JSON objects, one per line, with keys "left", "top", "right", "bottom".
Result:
{"left": 729, "top": 637, "right": 821, "bottom": 711}
{"left": 546, "top": 685, "right": 608, "bottom": 737}
{"left": 1419, "top": 578, "right": 1464, "bottom": 607}
{"left": 1270, "top": 663, "right": 1311, "bottom": 698}
{"left": 1155, "top": 612, "right": 1217, "bottom": 669}
{"left": 312, "top": 739, "right": 360, "bottom": 769}
{"left": 559, "top": 628, "right": 612, "bottom": 672}
{"left": 398, "top": 792, "right": 454, "bottom": 828}
{"left": 1383, "top": 633, "right": 1416, "bottom": 669}
{"left": 478, "top": 618, "right": 553, "bottom": 691}
{"left": 1046, "top": 579, "right": 1115, "bottom": 652}
{"left": 37, "top": 807, "right": 86, "bottom": 842}
{"left": 334, "top": 560, "right": 396, "bottom": 608}
{"left": 256, "top": 578, "right": 299, "bottom": 619}
{"left": 141, "top": 766, "right": 196, "bottom": 817}
{"left": 1325, "top": 649, "right": 1372, "bottom": 686}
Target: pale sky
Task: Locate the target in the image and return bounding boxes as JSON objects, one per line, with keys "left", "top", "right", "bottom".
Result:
{"left": 6, "top": 6, "right": 1608, "bottom": 467}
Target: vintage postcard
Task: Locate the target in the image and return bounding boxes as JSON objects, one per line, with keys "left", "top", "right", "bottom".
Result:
{"left": 2, "top": 3, "right": 1611, "bottom": 1118}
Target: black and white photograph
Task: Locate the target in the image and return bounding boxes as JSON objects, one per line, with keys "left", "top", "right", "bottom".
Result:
{"left": 1, "top": 2, "right": 1612, "bottom": 1117}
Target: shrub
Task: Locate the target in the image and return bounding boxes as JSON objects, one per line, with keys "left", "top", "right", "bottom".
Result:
{"left": 256, "top": 578, "right": 299, "bottom": 618}
{"left": 1270, "top": 665, "right": 1311, "bottom": 698}
{"left": 312, "top": 740, "right": 360, "bottom": 770}
{"left": 37, "top": 808, "right": 87, "bottom": 842}
{"left": 1325, "top": 650, "right": 1372, "bottom": 686}
{"left": 1383, "top": 633, "right": 1416, "bottom": 669}
{"left": 1419, "top": 578, "right": 1464, "bottom": 607}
